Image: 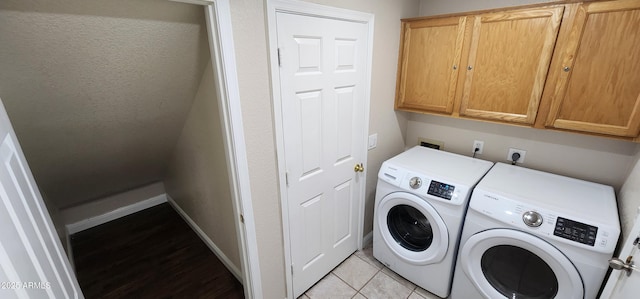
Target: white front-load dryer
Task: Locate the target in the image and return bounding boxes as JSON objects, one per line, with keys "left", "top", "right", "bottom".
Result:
{"left": 451, "top": 163, "right": 620, "bottom": 299}
{"left": 373, "top": 146, "right": 493, "bottom": 298}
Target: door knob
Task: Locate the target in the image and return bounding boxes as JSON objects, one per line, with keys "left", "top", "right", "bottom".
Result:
{"left": 354, "top": 163, "right": 364, "bottom": 173}
{"left": 609, "top": 256, "right": 635, "bottom": 277}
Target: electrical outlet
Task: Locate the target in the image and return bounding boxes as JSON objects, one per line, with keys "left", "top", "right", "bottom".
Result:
{"left": 507, "top": 148, "right": 527, "bottom": 164}
{"left": 472, "top": 140, "right": 484, "bottom": 155}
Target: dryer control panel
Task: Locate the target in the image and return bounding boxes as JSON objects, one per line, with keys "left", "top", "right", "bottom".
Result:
{"left": 469, "top": 189, "right": 619, "bottom": 254}
{"left": 554, "top": 217, "right": 598, "bottom": 246}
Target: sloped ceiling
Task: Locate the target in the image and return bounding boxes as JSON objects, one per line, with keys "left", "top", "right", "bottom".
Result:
{"left": 0, "top": 0, "right": 209, "bottom": 208}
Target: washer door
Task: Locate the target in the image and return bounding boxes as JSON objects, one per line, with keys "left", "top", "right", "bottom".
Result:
{"left": 460, "top": 229, "right": 584, "bottom": 299}
{"left": 377, "top": 192, "right": 448, "bottom": 265}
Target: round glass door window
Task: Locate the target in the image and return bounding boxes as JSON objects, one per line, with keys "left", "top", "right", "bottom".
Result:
{"left": 386, "top": 204, "right": 433, "bottom": 251}
{"left": 481, "top": 245, "right": 559, "bottom": 299}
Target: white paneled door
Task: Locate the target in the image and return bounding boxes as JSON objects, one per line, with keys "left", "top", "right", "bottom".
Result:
{"left": 276, "top": 12, "right": 369, "bottom": 297}
{"left": 0, "top": 98, "right": 83, "bottom": 299}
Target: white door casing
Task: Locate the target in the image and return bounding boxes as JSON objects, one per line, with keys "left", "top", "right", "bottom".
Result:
{"left": 0, "top": 97, "right": 83, "bottom": 299}
{"left": 268, "top": 1, "right": 374, "bottom": 297}
{"left": 202, "top": 1, "right": 263, "bottom": 298}
{"left": 600, "top": 207, "right": 640, "bottom": 299}
{"left": 460, "top": 229, "right": 583, "bottom": 299}
{"left": 377, "top": 193, "right": 448, "bottom": 265}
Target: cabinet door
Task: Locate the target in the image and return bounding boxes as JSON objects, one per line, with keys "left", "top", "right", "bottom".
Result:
{"left": 460, "top": 7, "right": 564, "bottom": 124}
{"left": 395, "top": 17, "right": 466, "bottom": 114}
{"left": 545, "top": 0, "right": 640, "bottom": 137}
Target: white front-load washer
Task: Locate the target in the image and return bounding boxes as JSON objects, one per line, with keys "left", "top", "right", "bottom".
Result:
{"left": 451, "top": 163, "right": 620, "bottom": 299}
{"left": 373, "top": 146, "right": 493, "bottom": 298}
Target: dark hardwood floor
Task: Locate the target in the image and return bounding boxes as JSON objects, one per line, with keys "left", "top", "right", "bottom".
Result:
{"left": 71, "top": 203, "right": 244, "bottom": 299}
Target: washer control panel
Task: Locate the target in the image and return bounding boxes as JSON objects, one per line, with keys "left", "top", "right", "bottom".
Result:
{"left": 553, "top": 217, "right": 598, "bottom": 246}
{"left": 427, "top": 180, "right": 455, "bottom": 200}
{"left": 378, "top": 166, "right": 470, "bottom": 206}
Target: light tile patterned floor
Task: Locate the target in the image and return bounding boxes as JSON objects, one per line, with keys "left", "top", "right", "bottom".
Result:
{"left": 299, "top": 245, "right": 443, "bottom": 299}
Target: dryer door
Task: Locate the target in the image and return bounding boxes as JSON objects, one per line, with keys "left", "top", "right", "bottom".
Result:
{"left": 459, "top": 228, "right": 583, "bottom": 299}
{"left": 377, "top": 192, "right": 448, "bottom": 265}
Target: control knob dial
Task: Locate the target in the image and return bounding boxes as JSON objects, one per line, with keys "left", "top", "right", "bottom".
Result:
{"left": 409, "top": 177, "right": 422, "bottom": 189}
{"left": 522, "top": 211, "right": 543, "bottom": 227}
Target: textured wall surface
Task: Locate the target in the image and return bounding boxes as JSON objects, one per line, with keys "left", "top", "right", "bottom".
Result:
{"left": 0, "top": 0, "right": 210, "bottom": 208}
{"left": 419, "top": 0, "right": 557, "bottom": 15}
{"left": 164, "top": 60, "right": 240, "bottom": 270}
{"left": 406, "top": 114, "right": 638, "bottom": 190}
{"left": 618, "top": 151, "right": 640, "bottom": 243}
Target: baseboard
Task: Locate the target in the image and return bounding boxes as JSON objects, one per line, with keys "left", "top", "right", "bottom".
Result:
{"left": 362, "top": 231, "right": 373, "bottom": 248}
{"left": 66, "top": 194, "right": 167, "bottom": 234}
{"left": 166, "top": 195, "right": 243, "bottom": 282}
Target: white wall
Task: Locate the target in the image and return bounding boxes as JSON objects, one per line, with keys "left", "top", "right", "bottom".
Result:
{"left": 164, "top": 60, "right": 240, "bottom": 269}
{"left": 419, "top": 0, "right": 556, "bottom": 15}
{"left": 228, "top": 0, "right": 420, "bottom": 297}
{"left": 618, "top": 150, "right": 640, "bottom": 241}
{"left": 407, "top": 114, "right": 638, "bottom": 190}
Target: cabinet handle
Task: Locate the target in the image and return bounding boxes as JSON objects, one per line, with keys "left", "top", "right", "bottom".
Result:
{"left": 467, "top": 66, "right": 473, "bottom": 70}
{"left": 453, "top": 65, "right": 458, "bottom": 70}
{"left": 563, "top": 66, "right": 571, "bottom": 72}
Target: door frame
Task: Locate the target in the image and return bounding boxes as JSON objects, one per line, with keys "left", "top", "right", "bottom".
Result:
{"left": 203, "top": 2, "right": 263, "bottom": 298}
{"left": 171, "top": 0, "right": 264, "bottom": 297}
{"left": 266, "top": 0, "right": 374, "bottom": 297}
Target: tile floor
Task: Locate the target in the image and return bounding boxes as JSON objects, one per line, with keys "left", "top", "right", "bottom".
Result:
{"left": 299, "top": 245, "right": 442, "bottom": 299}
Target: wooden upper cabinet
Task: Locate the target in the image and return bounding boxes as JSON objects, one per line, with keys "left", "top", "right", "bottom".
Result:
{"left": 395, "top": 0, "right": 640, "bottom": 140}
{"left": 395, "top": 16, "right": 466, "bottom": 114}
{"left": 544, "top": 0, "right": 640, "bottom": 137}
{"left": 459, "top": 6, "right": 564, "bottom": 124}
